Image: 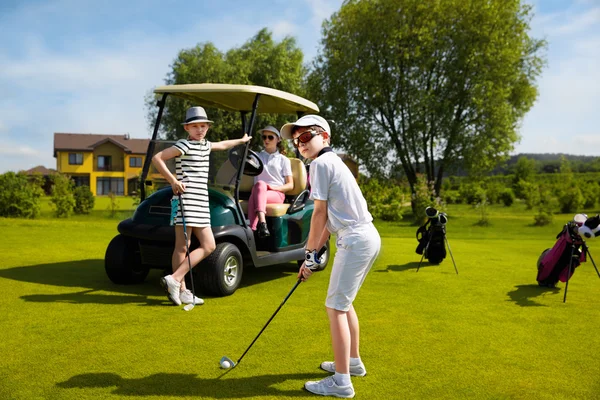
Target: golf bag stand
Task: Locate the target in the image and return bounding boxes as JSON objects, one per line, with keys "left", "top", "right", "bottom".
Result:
{"left": 416, "top": 207, "right": 458, "bottom": 274}
{"left": 563, "top": 242, "right": 599, "bottom": 303}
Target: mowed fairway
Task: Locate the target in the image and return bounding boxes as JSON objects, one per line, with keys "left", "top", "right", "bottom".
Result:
{"left": 1, "top": 203, "right": 599, "bottom": 399}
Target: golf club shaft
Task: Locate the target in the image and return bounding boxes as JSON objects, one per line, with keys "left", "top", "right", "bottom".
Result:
{"left": 563, "top": 244, "right": 576, "bottom": 303}
{"left": 416, "top": 235, "right": 432, "bottom": 272}
{"left": 236, "top": 278, "right": 301, "bottom": 364}
{"left": 178, "top": 194, "right": 196, "bottom": 306}
{"left": 236, "top": 245, "right": 327, "bottom": 365}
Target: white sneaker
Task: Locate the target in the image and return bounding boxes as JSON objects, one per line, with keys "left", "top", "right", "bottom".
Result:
{"left": 304, "top": 376, "right": 355, "bottom": 398}
{"left": 180, "top": 289, "right": 204, "bottom": 305}
{"left": 320, "top": 361, "right": 367, "bottom": 377}
{"left": 160, "top": 275, "right": 181, "bottom": 305}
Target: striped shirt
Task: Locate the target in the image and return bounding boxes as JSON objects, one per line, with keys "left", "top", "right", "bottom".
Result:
{"left": 173, "top": 139, "right": 212, "bottom": 227}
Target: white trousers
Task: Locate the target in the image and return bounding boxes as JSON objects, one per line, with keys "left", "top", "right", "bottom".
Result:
{"left": 326, "top": 222, "right": 381, "bottom": 311}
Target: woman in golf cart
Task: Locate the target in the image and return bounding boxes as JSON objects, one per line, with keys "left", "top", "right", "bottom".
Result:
{"left": 248, "top": 125, "right": 294, "bottom": 239}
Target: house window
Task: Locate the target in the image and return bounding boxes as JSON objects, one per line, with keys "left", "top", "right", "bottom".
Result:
{"left": 71, "top": 176, "right": 90, "bottom": 188}
{"left": 97, "top": 178, "right": 124, "bottom": 196}
{"left": 130, "top": 157, "right": 143, "bottom": 168}
{"left": 69, "top": 153, "right": 83, "bottom": 165}
{"left": 97, "top": 156, "right": 112, "bottom": 171}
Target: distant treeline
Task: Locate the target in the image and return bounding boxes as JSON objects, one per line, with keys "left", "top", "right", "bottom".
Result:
{"left": 492, "top": 154, "right": 600, "bottom": 174}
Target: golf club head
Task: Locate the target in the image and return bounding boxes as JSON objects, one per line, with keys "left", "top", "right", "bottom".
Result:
{"left": 183, "top": 303, "right": 194, "bottom": 311}
{"left": 438, "top": 213, "right": 448, "bottom": 225}
{"left": 219, "top": 356, "right": 236, "bottom": 369}
{"left": 425, "top": 207, "right": 439, "bottom": 219}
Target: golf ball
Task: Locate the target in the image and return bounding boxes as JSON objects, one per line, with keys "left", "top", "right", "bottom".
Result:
{"left": 220, "top": 360, "right": 231, "bottom": 369}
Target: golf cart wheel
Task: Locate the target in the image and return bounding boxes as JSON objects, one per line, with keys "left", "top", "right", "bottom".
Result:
{"left": 199, "top": 243, "right": 243, "bottom": 297}
{"left": 105, "top": 234, "right": 149, "bottom": 284}
{"left": 297, "top": 241, "right": 330, "bottom": 272}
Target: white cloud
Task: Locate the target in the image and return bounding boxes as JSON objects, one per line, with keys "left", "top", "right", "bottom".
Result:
{"left": 304, "top": 0, "right": 339, "bottom": 25}
{"left": 0, "top": 142, "right": 41, "bottom": 156}
{"left": 556, "top": 7, "right": 600, "bottom": 34}
{"left": 272, "top": 21, "right": 296, "bottom": 38}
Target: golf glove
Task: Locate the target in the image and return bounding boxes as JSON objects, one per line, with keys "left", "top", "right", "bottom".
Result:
{"left": 304, "top": 249, "right": 323, "bottom": 271}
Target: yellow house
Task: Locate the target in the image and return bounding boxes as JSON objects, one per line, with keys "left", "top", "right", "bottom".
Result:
{"left": 53, "top": 133, "right": 150, "bottom": 196}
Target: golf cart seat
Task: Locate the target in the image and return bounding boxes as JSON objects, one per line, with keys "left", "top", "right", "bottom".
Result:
{"left": 239, "top": 157, "right": 308, "bottom": 217}
{"left": 214, "top": 157, "right": 308, "bottom": 217}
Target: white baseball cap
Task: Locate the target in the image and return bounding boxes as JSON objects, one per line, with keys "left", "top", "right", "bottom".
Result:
{"left": 259, "top": 125, "right": 280, "bottom": 138}
{"left": 280, "top": 115, "right": 331, "bottom": 140}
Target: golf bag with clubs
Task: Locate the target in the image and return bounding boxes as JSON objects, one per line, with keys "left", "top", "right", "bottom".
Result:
{"left": 537, "top": 214, "right": 600, "bottom": 290}
{"left": 416, "top": 207, "right": 448, "bottom": 265}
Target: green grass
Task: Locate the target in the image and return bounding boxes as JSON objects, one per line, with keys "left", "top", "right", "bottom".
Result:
{"left": 39, "top": 195, "right": 137, "bottom": 220}
{"left": 1, "top": 203, "right": 600, "bottom": 399}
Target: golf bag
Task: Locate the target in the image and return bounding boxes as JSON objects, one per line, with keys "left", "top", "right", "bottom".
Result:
{"left": 536, "top": 214, "right": 600, "bottom": 288}
{"left": 416, "top": 207, "right": 448, "bottom": 265}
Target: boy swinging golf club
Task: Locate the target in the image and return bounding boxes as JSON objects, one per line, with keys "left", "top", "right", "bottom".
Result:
{"left": 281, "top": 115, "right": 381, "bottom": 398}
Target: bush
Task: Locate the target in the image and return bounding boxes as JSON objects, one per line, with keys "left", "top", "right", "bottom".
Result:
{"left": 522, "top": 181, "right": 541, "bottom": 210}
{"left": 484, "top": 181, "right": 504, "bottom": 204}
{"left": 534, "top": 210, "right": 553, "bottom": 226}
{"left": 443, "top": 190, "right": 461, "bottom": 204}
{"left": 557, "top": 184, "right": 584, "bottom": 214}
{"left": 499, "top": 188, "right": 515, "bottom": 207}
{"left": 359, "top": 177, "right": 405, "bottom": 222}
{"left": 0, "top": 172, "right": 43, "bottom": 218}
{"left": 411, "top": 175, "right": 444, "bottom": 224}
{"left": 458, "top": 181, "right": 486, "bottom": 205}
{"left": 533, "top": 185, "right": 558, "bottom": 226}
{"left": 580, "top": 180, "right": 599, "bottom": 209}
{"left": 107, "top": 192, "right": 120, "bottom": 217}
{"left": 474, "top": 199, "right": 490, "bottom": 226}
{"left": 73, "top": 186, "right": 95, "bottom": 214}
{"left": 50, "top": 174, "right": 75, "bottom": 217}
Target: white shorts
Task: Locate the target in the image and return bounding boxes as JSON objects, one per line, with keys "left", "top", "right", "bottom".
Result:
{"left": 326, "top": 222, "right": 381, "bottom": 311}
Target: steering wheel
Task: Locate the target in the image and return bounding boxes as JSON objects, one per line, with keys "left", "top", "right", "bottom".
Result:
{"left": 228, "top": 146, "right": 264, "bottom": 177}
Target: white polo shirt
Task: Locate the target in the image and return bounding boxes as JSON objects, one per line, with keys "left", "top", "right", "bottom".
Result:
{"left": 254, "top": 150, "right": 292, "bottom": 187}
{"left": 309, "top": 152, "right": 373, "bottom": 234}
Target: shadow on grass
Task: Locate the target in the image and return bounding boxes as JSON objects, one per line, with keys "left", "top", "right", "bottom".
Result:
{"left": 57, "top": 371, "right": 328, "bottom": 398}
{"left": 0, "top": 259, "right": 299, "bottom": 306}
{"left": 378, "top": 262, "right": 438, "bottom": 273}
{"left": 506, "top": 284, "right": 560, "bottom": 307}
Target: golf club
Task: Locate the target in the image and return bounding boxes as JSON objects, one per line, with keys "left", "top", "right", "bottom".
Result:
{"left": 178, "top": 194, "right": 197, "bottom": 312}
{"left": 220, "top": 245, "right": 327, "bottom": 369}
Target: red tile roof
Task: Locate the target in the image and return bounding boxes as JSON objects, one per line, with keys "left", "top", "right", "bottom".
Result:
{"left": 21, "top": 165, "right": 57, "bottom": 175}
{"left": 53, "top": 133, "right": 150, "bottom": 156}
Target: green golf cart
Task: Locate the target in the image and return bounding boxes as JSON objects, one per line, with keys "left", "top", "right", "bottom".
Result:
{"left": 104, "top": 84, "right": 330, "bottom": 296}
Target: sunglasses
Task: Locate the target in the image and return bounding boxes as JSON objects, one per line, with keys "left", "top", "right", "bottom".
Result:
{"left": 262, "top": 135, "right": 276, "bottom": 141}
{"left": 292, "top": 130, "right": 322, "bottom": 148}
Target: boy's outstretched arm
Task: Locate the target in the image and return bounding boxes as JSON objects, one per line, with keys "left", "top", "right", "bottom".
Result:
{"left": 211, "top": 133, "right": 252, "bottom": 151}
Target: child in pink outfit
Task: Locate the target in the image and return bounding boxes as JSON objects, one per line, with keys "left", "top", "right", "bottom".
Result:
{"left": 248, "top": 126, "right": 293, "bottom": 238}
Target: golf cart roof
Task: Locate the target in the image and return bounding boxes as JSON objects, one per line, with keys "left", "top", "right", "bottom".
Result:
{"left": 154, "top": 83, "right": 319, "bottom": 114}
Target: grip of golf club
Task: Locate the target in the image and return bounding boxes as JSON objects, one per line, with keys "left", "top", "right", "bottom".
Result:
{"left": 317, "top": 245, "right": 326, "bottom": 258}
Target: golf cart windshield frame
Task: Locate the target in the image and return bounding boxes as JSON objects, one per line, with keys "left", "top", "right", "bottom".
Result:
{"left": 139, "top": 84, "right": 319, "bottom": 227}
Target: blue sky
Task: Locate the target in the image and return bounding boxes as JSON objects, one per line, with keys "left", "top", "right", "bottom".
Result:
{"left": 0, "top": 0, "right": 598, "bottom": 173}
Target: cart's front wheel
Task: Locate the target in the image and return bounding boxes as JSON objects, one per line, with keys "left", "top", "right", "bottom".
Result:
{"left": 198, "top": 243, "right": 243, "bottom": 296}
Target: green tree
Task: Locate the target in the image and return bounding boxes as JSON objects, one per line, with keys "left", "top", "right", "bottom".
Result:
{"left": 50, "top": 173, "right": 75, "bottom": 218}
{"left": 0, "top": 172, "right": 43, "bottom": 218}
{"left": 73, "top": 185, "right": 95, "bottom": 214}
{"left": 147, "top": 29, "right": 306, "bottom": 149}
{"left": 307, "top": 0, "right": 545, "bottom": 195}
{"left": 512, "top": 156, "right": 537, "bottom": 184}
